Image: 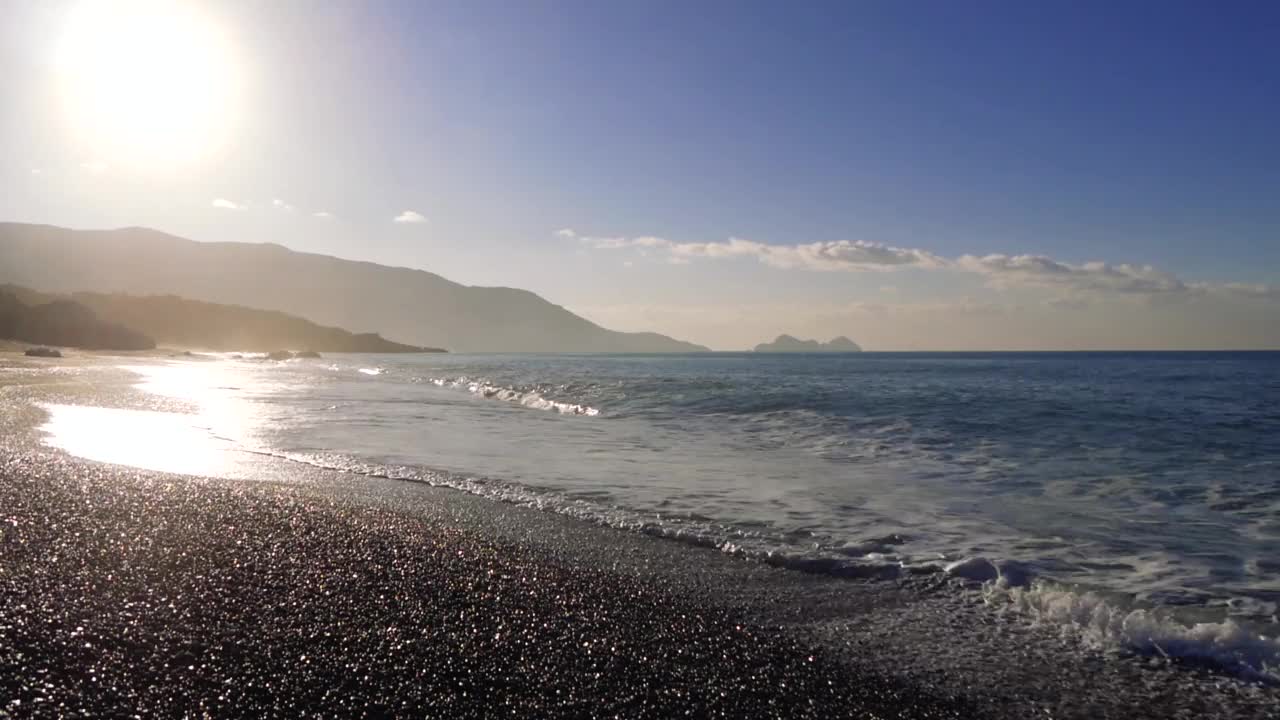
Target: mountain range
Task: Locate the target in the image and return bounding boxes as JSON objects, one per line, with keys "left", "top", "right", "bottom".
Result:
{"left": 1, "top": 285, "right": 439, "bottom": 353}
{"left": 0, "top": 291, "right": 155, "bottom": 351}
{"left": 0, "top": 223, "right": 708, "bottom": 353}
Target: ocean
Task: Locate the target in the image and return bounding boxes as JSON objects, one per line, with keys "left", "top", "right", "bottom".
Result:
{"left": 42, "top": 351, "right": 1280, "bottom": 677}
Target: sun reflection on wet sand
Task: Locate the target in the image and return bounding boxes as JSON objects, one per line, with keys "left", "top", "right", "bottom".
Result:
{"left": 39, "top": 403, "right": 247, "bottom": 477}
{"left": 36, "top": 361, "right": 314, "bottom": 480}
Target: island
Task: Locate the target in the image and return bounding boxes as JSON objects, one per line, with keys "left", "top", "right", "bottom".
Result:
{"left": 753, "top": 334, "right": 863, "bottom": 353}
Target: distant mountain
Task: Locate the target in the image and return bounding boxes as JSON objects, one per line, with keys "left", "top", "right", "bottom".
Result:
{"left": 0, "top": 223, "right": 710, "bottom": 353}
{"left": 2, "top": 285, "right": 441, "bottom": 353}
{"left": 753, "top": 335, "right": 863, "bottom": 353}
{"left": 0, "top": 291, "right": 155, "bottom": 351}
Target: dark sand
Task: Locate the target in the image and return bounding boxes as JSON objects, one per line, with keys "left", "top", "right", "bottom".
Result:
{"left": 1, "top": 357, "right": 1277, "bottom": 718}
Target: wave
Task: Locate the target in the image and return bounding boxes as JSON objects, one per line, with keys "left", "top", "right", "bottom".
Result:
{"left": 254, "top": 447, "right": 910, "bottom": 575}
{"left": 423, "top": 376, "right": 599, "bottom": 416}
{"left": 981, "top": 580, "right": 1280, "bottom": 683}
{"left": 943, "top": 556, "right": 1280, "bottom": 681}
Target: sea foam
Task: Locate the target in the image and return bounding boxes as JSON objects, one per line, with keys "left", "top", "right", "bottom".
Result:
{"left": 983, "top": 580, "right": 1280, "bottom": 682}
{"left": 425, "top": 376, "right": 599, "bottom": 416}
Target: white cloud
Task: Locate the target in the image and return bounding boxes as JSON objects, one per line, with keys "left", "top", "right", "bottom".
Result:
{"left": 211, "top": 198, "right": 245, "bottom": 210}
{"left": 956, "top": 254, "right": 1187, "bottom": 295}
{"left": 573, "top": 232, "right": 945, "bottom": 272}
{"left": 564, "top": 227, "right": 1279, "bottom": 304}
{"left": 393, "top": 210, "right": 427, "bottom": 224}
{"left": 1212, "top": 282, "right": 1280, "bottom": 300}
{"left": 30, "top": 168, "right": 41, "bottom": 175}
{"left": 758, "top": 239, "right": 946, "bottom": 271}
{"left": 272, "top": 198, "right": 295, "bottom": 212}
{"left": 80, "top": 161, "right": 109, "bottom": 174}
{"left": 313, "top": 211, "right": 333, "bottom": 219}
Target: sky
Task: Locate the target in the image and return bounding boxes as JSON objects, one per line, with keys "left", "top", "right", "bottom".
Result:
{"left": 2, "top": 0, "right": 1278, "bottom": 350}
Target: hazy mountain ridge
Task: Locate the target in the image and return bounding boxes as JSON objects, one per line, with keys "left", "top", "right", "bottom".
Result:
{"left": 1, "top": 285, "right": 439, "bottom": 353}
{"left": 0, "top": 291, "right": 155, "bottom": 351}
{"left": 0, "top": 223, "right": 709, "bottom": 353}
{"left": 753, "top": 335, "right": 863, "bottom": 353}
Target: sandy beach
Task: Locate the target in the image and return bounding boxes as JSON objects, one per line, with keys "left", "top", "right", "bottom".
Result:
{"left": 1, "top": 355, "right": 1277, "bottom": 719}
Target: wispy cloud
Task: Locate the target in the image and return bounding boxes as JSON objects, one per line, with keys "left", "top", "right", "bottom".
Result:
{"left": 211, "top": 198, "right": 245, "bottom": 211}
{"left": 313, "top": 211, "right": 333, "bottom": 219}
{"left": 1206, "top": 282, "right": 1280, "bottom": 301}
{"left": 565, "top": 228, "right": 1278, "bottom": 301}
{"left": 955, "top": 254, "right": 1187, "bottom": 295}
{"left": 272, "top": 198, "right": 295, "bottom": 212}
{"left": 393, "top": 210, "right": 427, "bottom": 224}
{"left": 573, "top": 232, "right": 945, "bottom": 271}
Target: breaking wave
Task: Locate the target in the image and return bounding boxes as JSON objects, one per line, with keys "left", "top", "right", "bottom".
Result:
{"left": 980, "top": 580, "right": 1280, "bottom": 682}
{"left": 424, "top": 376, "right": 600, "bottom": 416}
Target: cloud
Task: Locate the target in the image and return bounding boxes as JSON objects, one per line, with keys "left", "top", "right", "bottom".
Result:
{"left": 80, "top": 161, "right": 109, "bottom": 174}
{"left": 272, "top": 198, "right": 295, "bottom": 212}
{"left": 313, "top": 211, "right": 333, "bottom": 219}
{"left": 30, "top": 168, "right": 41, "bottom": 175}
{"left": 955, "top": 254, "right": 1187, "bottom": 295}
{"left": 211, "top": 198, "right": 245, "bottom": 211}
{"left": 757, "top": 240, "right": 946, "bottom": 271}
{"left": 393, "top": 210, "right": 427, "bottom": 224}
{"left": 572, "top": 232, "right": 944, "bottom": 272}
{"left": 565, "top": 227, "right": 1279, "bottom": 304}
{"left": 1207, "top": 282, "right": 1280, "bottom": 300}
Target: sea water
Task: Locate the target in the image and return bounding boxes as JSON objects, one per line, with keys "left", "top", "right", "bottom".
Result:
{"left": 95, "top": 351, "right": 1280, "bottom": 674}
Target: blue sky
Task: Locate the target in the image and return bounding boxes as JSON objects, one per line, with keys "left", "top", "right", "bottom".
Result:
{"left": 2, "top": 0, "right": 1278, "bottom": 348}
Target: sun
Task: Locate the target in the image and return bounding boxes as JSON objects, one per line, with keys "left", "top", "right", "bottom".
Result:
{"left": 56, "top": 0, "right": 240, "bottom": 170}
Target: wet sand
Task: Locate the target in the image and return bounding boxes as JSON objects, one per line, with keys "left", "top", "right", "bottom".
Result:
{"left": 1, "top": 357, "right": 1277, "bottom": 718}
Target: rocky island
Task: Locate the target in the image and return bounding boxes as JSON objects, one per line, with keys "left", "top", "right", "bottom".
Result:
{"left": 753, "top": 335, "right": 863, "bottom": 353}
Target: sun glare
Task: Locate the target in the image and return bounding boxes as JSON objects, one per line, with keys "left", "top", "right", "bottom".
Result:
{"left": 56, "top": 0, "right": 239, "bottom": 170}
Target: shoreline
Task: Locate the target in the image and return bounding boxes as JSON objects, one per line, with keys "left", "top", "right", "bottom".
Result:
{"left": 2, "top": 358, "right": 1277, "bottom": 717}
{"left": 0, "top": 428, "right": 973, "bottom": 718}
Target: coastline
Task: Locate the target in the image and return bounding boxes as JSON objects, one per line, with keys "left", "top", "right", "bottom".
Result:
{"left": 1, "top": 356, "right": 1277, "bottom": 718}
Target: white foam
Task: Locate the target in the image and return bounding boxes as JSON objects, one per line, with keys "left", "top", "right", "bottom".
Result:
{"left": 984, "top": 581, "right": 1280, "bottom": 682}
{"left": 426, "top": 376, "right": 599, "bottom": 416}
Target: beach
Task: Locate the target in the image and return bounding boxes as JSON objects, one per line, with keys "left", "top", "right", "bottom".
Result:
{"left": 1, "top": 355, "right": 1277, "bottom": 718}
